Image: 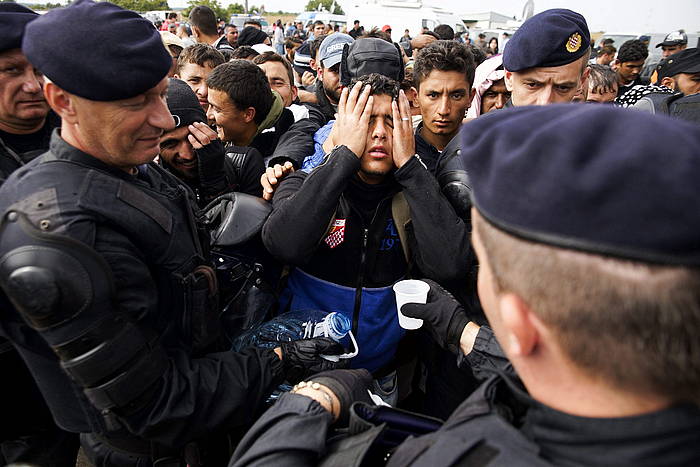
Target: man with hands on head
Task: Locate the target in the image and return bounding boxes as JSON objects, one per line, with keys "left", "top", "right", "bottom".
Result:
{"left": 261, "top": 75, "right": 471, "bottom": 395}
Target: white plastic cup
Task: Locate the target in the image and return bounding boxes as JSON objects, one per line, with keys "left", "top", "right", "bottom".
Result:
{"left": 393, "top": 280, "right": 430, "bottom": 330}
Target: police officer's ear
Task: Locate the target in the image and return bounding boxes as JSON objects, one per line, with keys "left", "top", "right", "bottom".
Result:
{"left": 43, "top": 81, "right": 78, "bottom": 124}
{"left": 498, "top": 293, "right": 539, "bottom": 358}
{"left": 504, "top": 70, "right": 515, "bottom": 92}
{"left": 660, "top": 76, "right": 676, "bottom": 91}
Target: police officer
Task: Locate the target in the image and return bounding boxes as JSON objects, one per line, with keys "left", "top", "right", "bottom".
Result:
{"left": 0, "top": 3, "right": 59, "bottom": 183}
{"left": 501, "top": 9, "right": 591, "bottom": 107}
{"left": 228, "top": 105, "right": 700, "bottom": 466}
{"left": 0, "top": 4, "right": 79, "bottom": 465}
{"left": 0, "top": 1, "right": 341, "bottom": 464}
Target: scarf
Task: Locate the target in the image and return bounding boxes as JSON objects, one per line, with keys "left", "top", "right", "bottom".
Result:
{"left": 467, "top": 54, "right": 505, "bottom": 119}
{"left": 254, "top": 91, "right": 285, "bottom": 138}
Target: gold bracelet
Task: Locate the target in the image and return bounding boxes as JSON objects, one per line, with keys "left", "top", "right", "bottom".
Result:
{"left": 291, "top": 381, "right": 336, "bottom": 417}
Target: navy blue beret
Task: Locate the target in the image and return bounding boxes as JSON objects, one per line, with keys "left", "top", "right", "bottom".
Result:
{"left": 0, "top": 3, "right": 37, "bottom": 52}
{"left": 462, "top": 105, "right": 700, "bottom": 266}
{"left": 23, "top": 0, "right": 171, "bottom": 101}
{"left": 503, "top": 9, "right": 590, "bottom": 72}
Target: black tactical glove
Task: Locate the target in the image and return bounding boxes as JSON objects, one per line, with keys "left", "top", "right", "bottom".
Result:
{"left": 196, "top": 138, "right": 227, "bottom": 196}
{"left": 401, "top": 279, "right": 469, "bottom": 355}
{"left": 309, "top": 368, "right": 373, "bottom": 425}
{"left": 280, "top": 338, "right": 346, "bottom": 383}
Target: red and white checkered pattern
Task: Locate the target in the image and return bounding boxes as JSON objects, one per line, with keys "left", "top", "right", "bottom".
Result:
{"left": 324, "top": 219, "right": 346, "bottom": 249}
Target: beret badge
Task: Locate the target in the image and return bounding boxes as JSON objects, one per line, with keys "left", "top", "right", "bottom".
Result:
{"left": 566, "top": 33, "right": 582, "bottom": 53}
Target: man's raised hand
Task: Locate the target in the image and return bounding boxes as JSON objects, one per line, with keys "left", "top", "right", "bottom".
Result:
{"left": 334, "top": 82, "right": 373, "bottom": 158}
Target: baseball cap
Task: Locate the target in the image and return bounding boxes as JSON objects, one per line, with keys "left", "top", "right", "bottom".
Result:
{"left": 340, "top": 38, "right": 404, "bottom": 86}
{"left": 655, "top": 48, "right": 700, "bottom": 83}
{"left": 292, "top": 41, "right": 314, "bottom": 76}
{"left": 656, "top": 30, "right": 688, "bottom": 48}
{"left": 382, "top": 24, "right": 392, "bottom": 32}
{"left": 319, "top": 33, "right": 354, "bottom": 68}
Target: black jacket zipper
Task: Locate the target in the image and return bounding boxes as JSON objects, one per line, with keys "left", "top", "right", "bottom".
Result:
{"left": 350, "top": 195, "right": 395, "bottom": 346}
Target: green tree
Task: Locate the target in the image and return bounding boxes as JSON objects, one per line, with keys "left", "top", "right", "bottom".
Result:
{"left": 226, "top": 3, "right": 245, "bottom": 16}
{"left": 182, "top": 0, "right": 246, "bottom": 20}
{"left": 304, "top": 0, "right": 343, "bottom": 15}
{"left": 182, "top": 0, "right": 224, "bottom": 20}
{"left": 107, "top": 0, "right": 168, "bottom": 12}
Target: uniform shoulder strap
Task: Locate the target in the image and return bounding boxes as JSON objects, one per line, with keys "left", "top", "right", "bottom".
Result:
{"left": 391, "top": 192, "right": 411, "bottom": 265}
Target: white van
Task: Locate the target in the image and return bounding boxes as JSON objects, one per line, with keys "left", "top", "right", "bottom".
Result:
{"left": 344, "top": 0, "right": 466, "bottom": 42}
{"left": 295, "top": 11, "right": 348, "bottom": 29}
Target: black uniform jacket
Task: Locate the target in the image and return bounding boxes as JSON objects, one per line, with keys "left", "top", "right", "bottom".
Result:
{"left": 230, "top": 335, "right": 700, "bottom": 467}
{"left": 0, "top": 132, "right": 284, "bottom": 448}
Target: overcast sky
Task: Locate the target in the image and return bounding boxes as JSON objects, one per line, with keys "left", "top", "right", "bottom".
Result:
{"left": 250, "top": 0, "right": 700, "bottom": 34}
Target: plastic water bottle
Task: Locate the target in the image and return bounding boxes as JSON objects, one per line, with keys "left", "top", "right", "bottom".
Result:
{"left": 232, "top": 309, "right": 353, "bottom": 352}
{"left": 231, "top": 310, "right": 358, "bottom": 404}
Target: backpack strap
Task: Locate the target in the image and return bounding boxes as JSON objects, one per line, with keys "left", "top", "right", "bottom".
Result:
{"left": 391, "top": 192, "right": 412, "bottom": 266}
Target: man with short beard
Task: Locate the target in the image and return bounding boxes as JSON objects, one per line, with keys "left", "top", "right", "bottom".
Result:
{"left": 160, "top": 78, "right": 264, "bottom": 202}
{"left": 307, "top": 33, "right": 354, "bottom": 124}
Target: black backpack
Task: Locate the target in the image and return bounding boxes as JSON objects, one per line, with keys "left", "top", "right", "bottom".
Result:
{"left": 633, "top": 92, "right": 700, "bottom": 124}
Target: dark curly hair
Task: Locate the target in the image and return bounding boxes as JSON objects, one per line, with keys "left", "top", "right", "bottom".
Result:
{"left": 350, "top": 73, "right": 399, "bottom": 99}
{"left": 413, "top": 40, "right": 476, "bottom": 89}
{"left": 617, "top": 39, "right": 648, "bottom": 63}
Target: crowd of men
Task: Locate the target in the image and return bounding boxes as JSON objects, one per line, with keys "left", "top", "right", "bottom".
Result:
{"left": 0, "top": 1, "right": 699, "bottom": 466}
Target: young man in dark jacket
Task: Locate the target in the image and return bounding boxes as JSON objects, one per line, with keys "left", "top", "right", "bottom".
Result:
{"left": 262, "top": 74, "right": 471, "bottom": 387}
{"left": 206, "top": 59, "right": 319, "bottom": 168}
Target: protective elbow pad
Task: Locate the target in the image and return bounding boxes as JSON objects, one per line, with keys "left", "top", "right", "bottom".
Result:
{"left": 436, "top": 138, "right": 472, "bottom": 223}
{"left": 0, "top": 211, "right": 168, "bottom": 413}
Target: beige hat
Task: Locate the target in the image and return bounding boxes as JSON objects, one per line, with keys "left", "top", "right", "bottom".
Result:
{"left": 160, "top": 30, "right": 184, "bottom": 49}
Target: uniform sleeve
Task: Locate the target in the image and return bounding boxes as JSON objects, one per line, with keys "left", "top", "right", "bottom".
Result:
{"left": 393, "top": 156, "right": 473, "bottom": 284}
{"left": 457, "top": 325, "right": 514, "bottom": 382}
{"left": 262, "top": 146, "right": 360, "bottom": 265}
{"left": 38, "top": 221, "right": 286, "bottom": 448}
{"left": 229, "top": 393, "right": 333, "bottom": 466}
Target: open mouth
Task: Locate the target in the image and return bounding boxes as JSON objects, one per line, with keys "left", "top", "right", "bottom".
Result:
{"left": 368, "top": 145, "right": 388, "bottom": 158}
